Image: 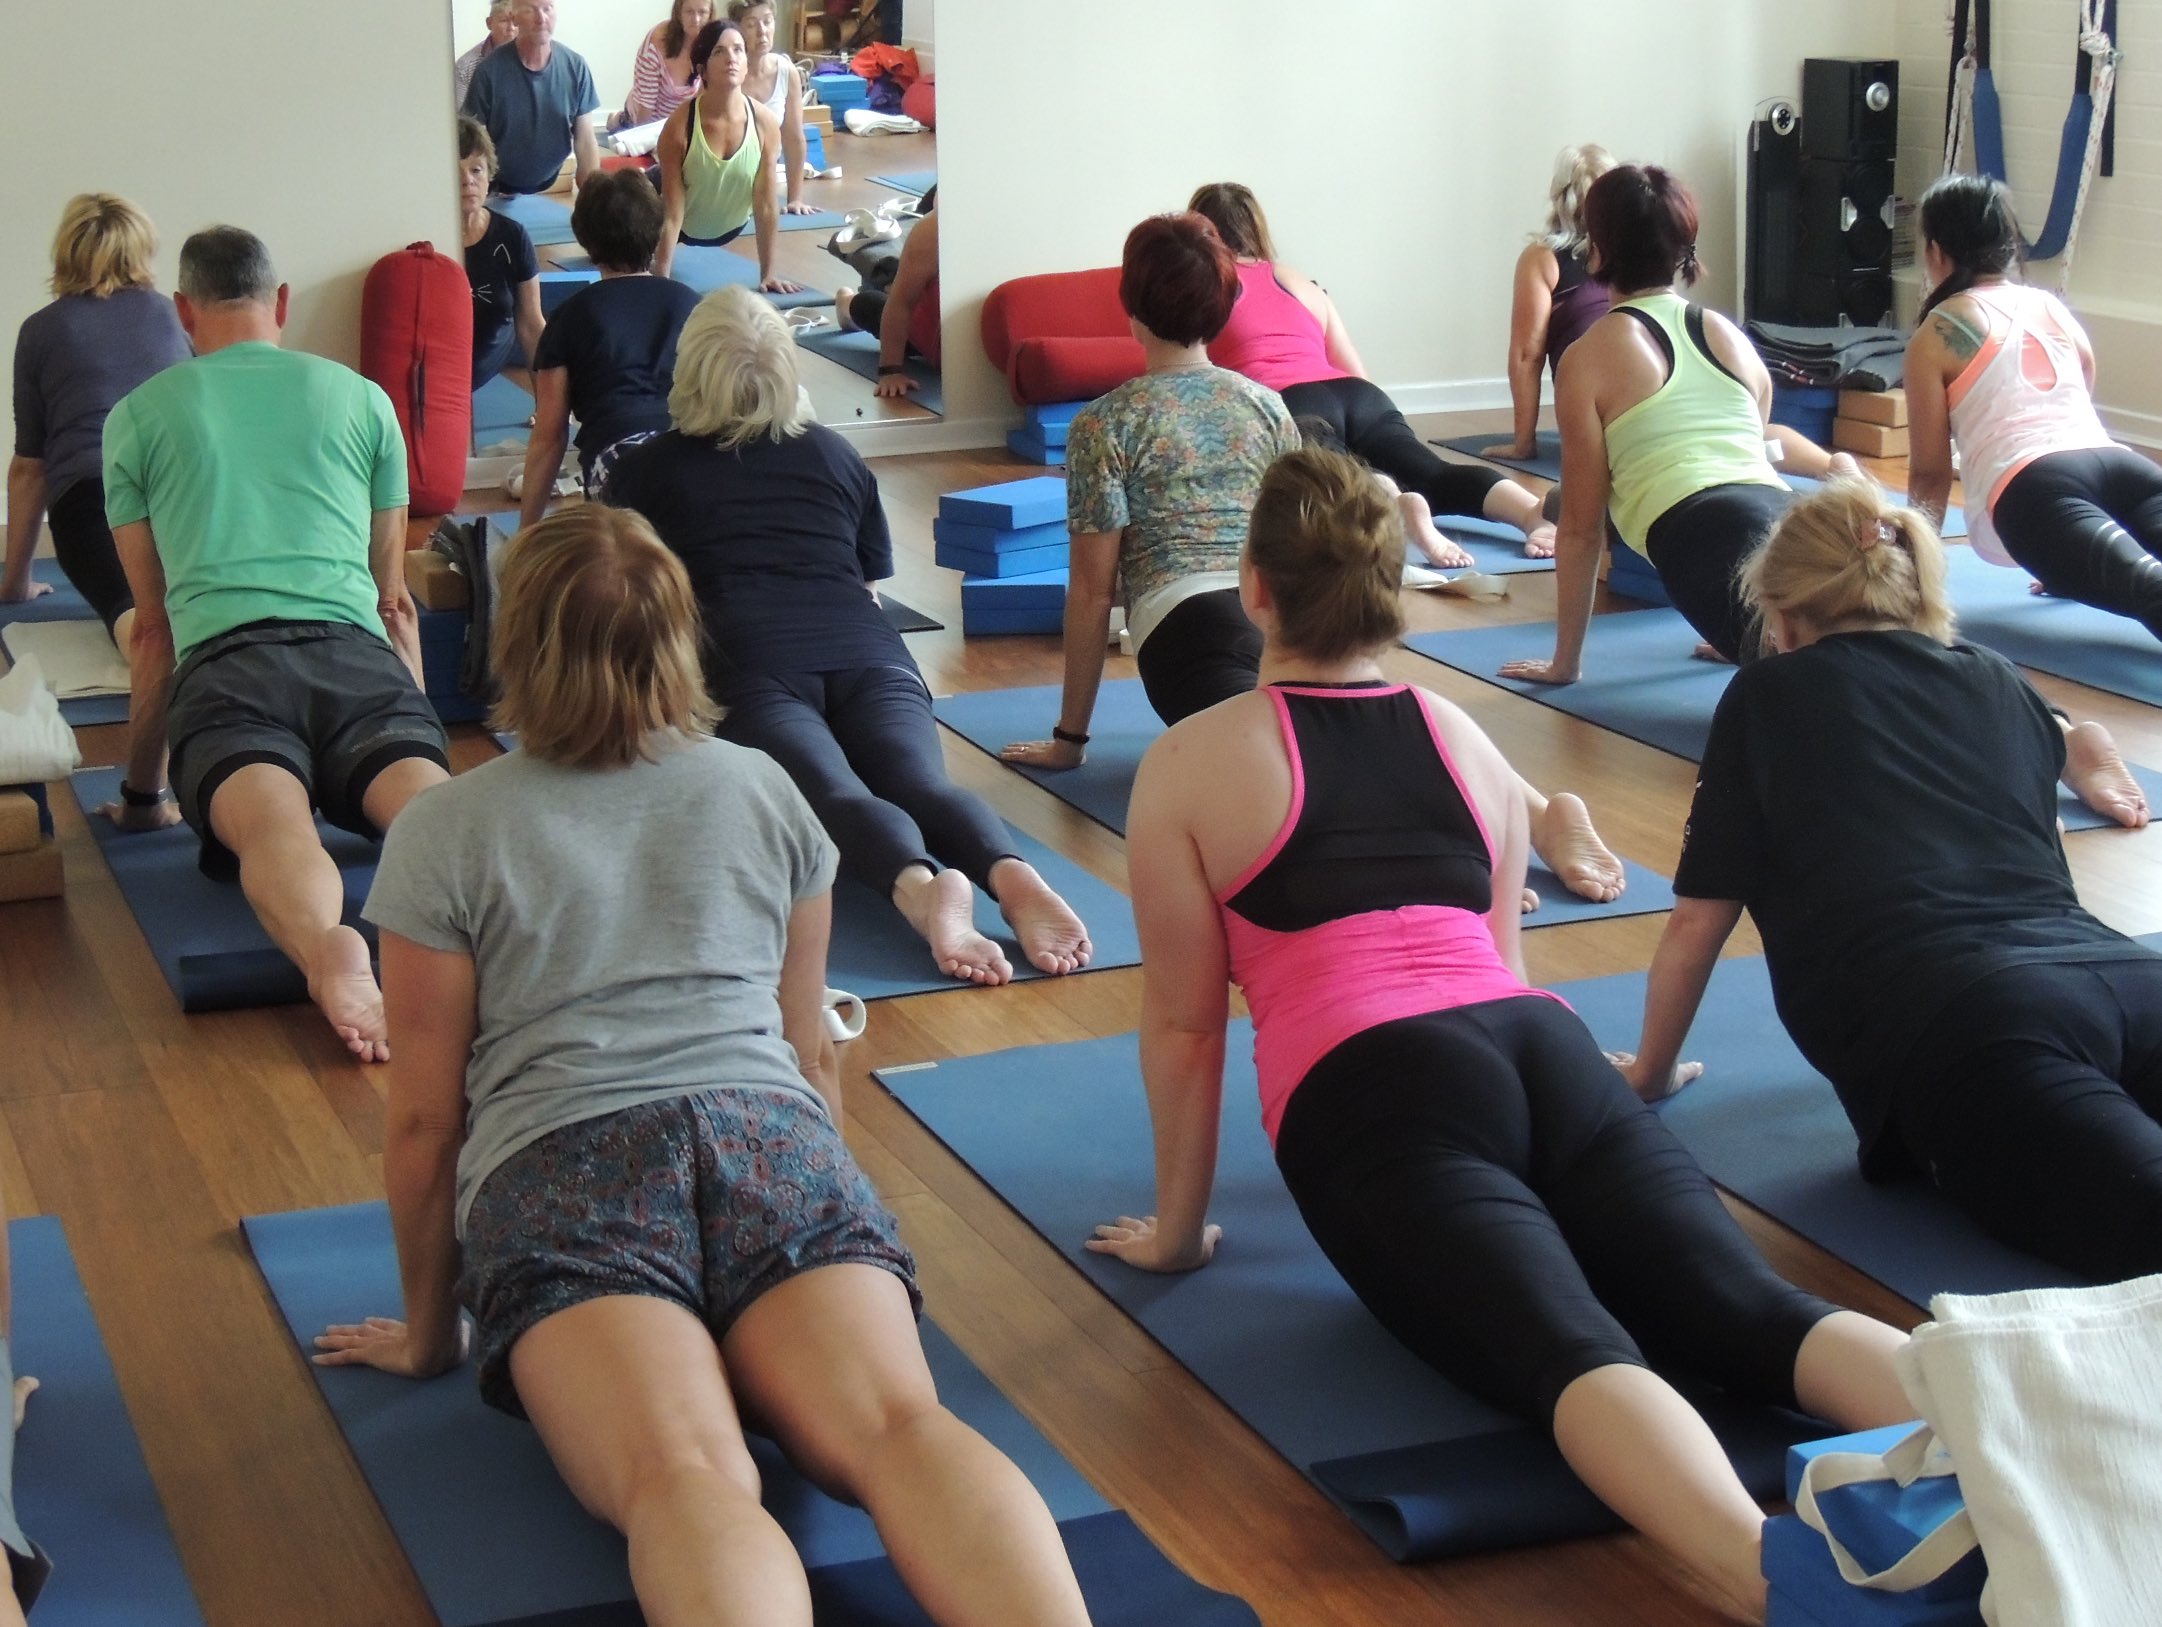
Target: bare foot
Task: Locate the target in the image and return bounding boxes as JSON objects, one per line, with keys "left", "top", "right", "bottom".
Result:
{"left": 12, "top": 1375, "right": 35, "bottom": 1428}
{"left": 1534, "top": 792, "right": 1626, "bottom": 903}
{"left": 1691, "top": 642, "right": 1734, "bottom": 665}
{"left": 2063, "top": 720, "right": 2152, "bottom": 829}
{"left": 308, "top": 924, "right": 389, "bottom": 1062}
{"left": 893, "top": 867, "right": 1012, "bottom": 985}
{"left": 990, "top": 859, "right": 1092, "bottom": 975}
{"left": 1399, "top": 492, "right": 1474, "bottom": 570}
{"left": 1520, "top": 887, "right": 1540, "bottom": 914}
{"left": 1523, "top": 521, "right": 1557, "bottom": 559}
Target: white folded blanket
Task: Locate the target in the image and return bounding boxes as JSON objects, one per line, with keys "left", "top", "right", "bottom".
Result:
{"left": 0, "top": 655, "right": 85, "bottom": 784}
{"left": 604, "top": 118, "right": 666, "bottom": 156}
{"left": 842, "top": 109, "right": 925, "bottom": 135}
{"left": 1, "top": 621, "right": 129, "bottom": 698}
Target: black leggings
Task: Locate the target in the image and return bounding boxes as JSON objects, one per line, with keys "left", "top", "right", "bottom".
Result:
{"left": 1893, "top": 955, "right": 2162, "bottom": 1283}
{"left": 1133, "top": 588, "right": 1262, "bottom": 726}
{"left": 717, "top": 664, "right": 1016, "bottom": 894}
{"left": 1643, "top": 482, "right": 1790, "bottom": 663}
{"left": 1280, "top": 377, "right": 1506, "bottom": 519}
{"left": 45, "top": 479, "right": 134, "bottom": 634}
{"left": 1274, "top": 997, "right": 1834, "bottom": 1421}
{"left": 1992, "top": 446, "right": 2162, "bottom": 640}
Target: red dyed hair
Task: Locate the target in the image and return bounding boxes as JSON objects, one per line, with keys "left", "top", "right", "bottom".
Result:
{"left": 1582, "top": 164, "right": 1701, "bottom": 291}
{"left": 1118, "top": 213, "right": 1239, "bottom": 346}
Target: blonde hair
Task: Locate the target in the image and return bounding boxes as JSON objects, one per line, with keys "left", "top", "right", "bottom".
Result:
{"left": 1742, "top": 477, "right": 1956, "bottom": 646}
{"left": 1538, "top": 143, "right": 1617, "bottom": 255}
{"left": 489, "top": 506, "right": 718, "bottom": 769}
{"left": 50, "top": 194, "right": 158, "bottom": 299}
{"left": 668, "top": 285, "right": 813, "bottom": 447}
{"left": 1244, "top": 447, "right": 1405, "bottom": 661}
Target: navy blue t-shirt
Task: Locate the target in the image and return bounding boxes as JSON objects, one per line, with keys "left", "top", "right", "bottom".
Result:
{"left": 465, "top": 210, "right": 538, "bottom": 382}
{"left": 532, "top": 276, "right": 700, "bottom": 462}
{"left": 601, "top": 423, "right": 903, "bottom": 683}
{"left": 463, "top": 43, "right": 599, "bottom": 194}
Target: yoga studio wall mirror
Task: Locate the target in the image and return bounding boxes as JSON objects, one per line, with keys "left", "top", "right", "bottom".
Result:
{"left": 448, "top": 0, "right": 941, "bottom": 467}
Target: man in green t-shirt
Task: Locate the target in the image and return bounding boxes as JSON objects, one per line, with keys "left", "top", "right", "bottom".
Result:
{"left": 100, "top": 226, "right": 451, "bottom": 1063}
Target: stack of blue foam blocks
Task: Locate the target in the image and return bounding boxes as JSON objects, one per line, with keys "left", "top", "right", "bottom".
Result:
{"left": 1764, "top": 1426, "right": 1985, "bottom": 1626}
{"left": 1006, "top": 400, "right": 1086, "bottom": 466}
{"left": 1606, "top": 539, "right": 1672, "bottom": 607}
{"left": 937, "top": 477, "right": 1071, "bottom": 635}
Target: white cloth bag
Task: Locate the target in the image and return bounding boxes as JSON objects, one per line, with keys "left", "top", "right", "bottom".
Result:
{"left": 0, "top": 654, "right": 83, "bottom": 785}
{"left": 1794, "top": 1424, "right": 1979, "bottom": 1593}
{"left": 1895, "top": 1274, "right": 2162, "bottom": 1627}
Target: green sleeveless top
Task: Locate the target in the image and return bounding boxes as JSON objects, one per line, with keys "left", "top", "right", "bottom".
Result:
{"left": 679, "top": 90, "right": 762, "bottom": 242}
{"left": 1603, "top": 292, "right": 1783, "bottom": 551}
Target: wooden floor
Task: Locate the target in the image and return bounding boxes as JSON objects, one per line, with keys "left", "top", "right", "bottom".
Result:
{"left": 10, "top": 411, "right": 2160, "bottom": 1626}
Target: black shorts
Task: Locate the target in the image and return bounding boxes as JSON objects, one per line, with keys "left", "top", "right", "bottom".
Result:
{"left": 167, "top": 620, "right": 450, "bottom": 878}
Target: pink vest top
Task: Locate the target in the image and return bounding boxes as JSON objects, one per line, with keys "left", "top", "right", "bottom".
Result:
{"left": 1207, "top": 261, "right": 1351, "bottom": 393}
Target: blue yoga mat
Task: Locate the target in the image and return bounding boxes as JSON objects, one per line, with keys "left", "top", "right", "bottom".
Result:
{"left": 878, "top": 1029, "right": 1810, "bottom": 1561}
{"left": 12, "top": 1215, "right": 207, "bottom": 1625}
{"left": 244, "top": 1202, "right": 1254, "bottom": 1627}
{"left": 780, "top": 207, "right": 850, "bottom": 232}
{"left": 1943, "top": 543, "right": 2162, "bottom": 707}
{"left": 1401, "top": 611, "right": 2162, "bottom": 829}
{"left": 1562, "top": 949, "right": 2162, "bottom": 1302}
{"left": 1783, "top": 473, "right": 1969, "bottom": 539}
{"left": 0, "top": 563, "right": 93, "bottom": 629}
{"left": 797, "top": 326, "right": 943, "bottom": 414}
{"left": 868, "top": 170, "right": 936, "bottom": 196}
{"left": 489, "top": 193, "right": 577, "bottom": 247}
{"left": 1436, "top": 431, "right": 1560, "bottom": 482}
{"left": 932, "top": 679, "right": 1676, "bottom": 927}
{"left": 471, "top": 374, "right": 532, "bottom": 448}
{"left": 551, "top": 246, "right": 834, "bottom": 308}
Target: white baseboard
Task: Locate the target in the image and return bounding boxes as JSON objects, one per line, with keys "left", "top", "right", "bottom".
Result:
{"left": 1375, "top": 376, "right": 1546, "bottom": 417}
{"left": 828, "top": 413, "right": 1013, "bottom": 457}
{"left": 2099, "top": 406, "right": 2162, "bottom": 451}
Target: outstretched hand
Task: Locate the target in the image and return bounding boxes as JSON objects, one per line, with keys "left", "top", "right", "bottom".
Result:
{"left": 873, "top": 373, "right": 921, "bottom": 399}
{"left": 98, "top": 798, "right": 183, "bottom": 834}
{"left": 760, "top": 275, "right": 806, "bottom": 295}
{"left": 1000, "top": 738, "right": 1085, "bottom": 772}
{"left": 313, "top": 1316, "right": 469, "bottom": 1380}
{"left": 1607, "top": 1051, "right": 1704, "bottom": 1102}
{"left": 1498, "top": 656, "right": 1580, "bottom": 686}
{"left": 1479, "top": 442, "right": 1536, "bottom": 462}
{"left": 783, "top": 200, "right": 821, "bottom": 216}
{"left": 0, "top": 579, "right": 53, "bottom": 606}
{"left": 1085, "top": 1214, "right": 1221, "bottom": 1273}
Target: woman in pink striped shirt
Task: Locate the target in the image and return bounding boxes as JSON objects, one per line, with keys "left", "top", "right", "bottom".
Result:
{"left": 622, "top": 0, "right": 712, "bottom": 127}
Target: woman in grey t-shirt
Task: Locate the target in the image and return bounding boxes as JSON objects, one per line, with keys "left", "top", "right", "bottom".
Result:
{"left": 316, "top": 505, "right": 1090, "bottom": 1625}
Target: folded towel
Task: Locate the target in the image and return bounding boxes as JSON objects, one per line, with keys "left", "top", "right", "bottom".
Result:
{"left": 1, "top": 621, "right": 128, "bottom": 698}
{"left": 0, "top": 656, "right": 85, "bottom": 784}
{"left": 604, "top": 118, "right": 666, "bottom": 157}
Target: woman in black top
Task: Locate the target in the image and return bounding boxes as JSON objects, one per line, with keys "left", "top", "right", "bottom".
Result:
{"left": 458, "top": 119, "right": 542, "bottom": 395}
{"left": 603, "top": 285, "right": 1092, "bottom": 985}
{"left": 1624, "top": 478, "right": 2162, "bottom": 1282}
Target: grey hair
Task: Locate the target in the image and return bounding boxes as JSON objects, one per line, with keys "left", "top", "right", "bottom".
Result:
{"left": 177, "top": 226, "right": 278, "bottom": 306}
{"left": 1537, "top": 143, "right": 1617, "bottom": 256}
{"left": 668, "top": 285, "right": 814, "bottom": 447}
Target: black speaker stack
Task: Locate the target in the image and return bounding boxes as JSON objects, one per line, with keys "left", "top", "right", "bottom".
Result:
{"left": 1746, "top": 59, "right": 1898, "bottom": 328}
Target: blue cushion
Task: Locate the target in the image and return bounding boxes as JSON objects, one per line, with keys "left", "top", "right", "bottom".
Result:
{"left": 939, "top": 476, "right": 1068, "bottom": 530}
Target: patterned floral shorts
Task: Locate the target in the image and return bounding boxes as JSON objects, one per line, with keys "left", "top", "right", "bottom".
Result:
{"left": 459, "top": 1089, "right": 919, "bottom": 1414}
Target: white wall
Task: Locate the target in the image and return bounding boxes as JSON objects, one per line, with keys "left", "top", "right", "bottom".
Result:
{"left": 934, "top": 0, "right": 1894, "bottom": 433}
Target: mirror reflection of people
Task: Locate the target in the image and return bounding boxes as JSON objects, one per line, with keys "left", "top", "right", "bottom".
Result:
{"left": 452, "top": 0, "right": 518, "bottom": 110}
{"left": 461, "top": 0, "right": 600, "bottom": 197}
{"left": 622, "top": 0, "right": 711, "bottom": 128}
{"left": 654, "top": 19, "right": 803, "bottom": 293}
{"left": 835, "top": 186, "right": 937, "bottom": 399}
{"left": 732, "top": 0, "right": 822, "bottom": 211}
{"left": 458, "top": 119, "right": 544, "bottom": 400}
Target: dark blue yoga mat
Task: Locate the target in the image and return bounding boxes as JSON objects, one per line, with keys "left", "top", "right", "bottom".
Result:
{"left": 12, "top": 1215, "right": 207, "bottom": 1625}
{"left": 878, "top": 1029, "right": 1810, "bottom": 1561}
{"left": 1943, "top": 543, "right": 2162, "bottom": 706}
{"left": 489, "top": 192, "right": 577, "bottom": 247}
{"left": 932, "top": 679, "right": 1677, "bottom": 928}
{"left": 796, "top": 326, "right": 943, "bottom": 414}
{"left": 868, "top": 170, "right": 936, "bottom": 196}
{"left": 0, "top": 563, "right": 93, "bottom": 629}
{"left": 244, "top": 1202, "right": 1254, "bottom": 1627}
{"left": 1436, "top": 431, "right": 1561, "bottom": 482}
{"left": 1401, "top": 611, "right": 2162, "bottom": 829}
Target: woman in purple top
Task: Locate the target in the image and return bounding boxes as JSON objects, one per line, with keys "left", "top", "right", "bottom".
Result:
{"left": 1484, "top": 144, "right": 1617, "bottom": 463}
{"left": 6, "top": 194, "right": 191, "bottom": 651}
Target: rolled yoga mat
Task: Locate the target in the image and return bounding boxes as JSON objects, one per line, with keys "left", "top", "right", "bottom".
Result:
{"left": 244, "top": 1202, "right": 1258, "bottom": 1627}
{"left": 1401, "top": 610, "right": 2162, "bottom": 829}
{"left": 11, "top": 1215, "right": 208, "bottom": 1626}
{"left": 877, "top": 1027, "right": 1813, "bottom": 1562}
{"left": 796, "top": 326, "right": 944, "bottom": 414}
{"left": 933, "top": 678, "right": 1678, "bottom": 928}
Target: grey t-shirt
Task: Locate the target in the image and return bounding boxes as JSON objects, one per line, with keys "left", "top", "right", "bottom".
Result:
{"left": 363, "top": 736, "right": 839, "bottom": 1232}
{"left": 463, "top": 42, "right": 600, "bottom": 194}
{"left": 12, "top": 287, "right": 191, "bottom": 504}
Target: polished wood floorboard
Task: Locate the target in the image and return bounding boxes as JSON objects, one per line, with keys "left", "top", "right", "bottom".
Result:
{"left": 8, "top": 409, "right": 2157, "bottom": 1625}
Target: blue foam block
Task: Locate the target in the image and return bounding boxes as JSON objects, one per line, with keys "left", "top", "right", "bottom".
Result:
{"left": 810, "top": 72, "right": 870, "bottom": 114}
{"left": 796, "top": 325, "right": 944, "bottom": 414}
{"left": 242, "top": 1202, "right": 1254, "bottom": 1627}
{"left": 73, "top": 766, "right": 377, "bottom": 1013}
{"left": 935, "top": 539, "right": 1069, "bottom": 578}
{"left": 1784, "top": 1429, "right": 1983, "bottom": 1600}
{"left": 1605, "top": 543, "right": 1672, "bottom": 607}
{"left": 868, "top": 169, "right": 936, "bottom": 197}
{"left": 12, "top": 1216, "right": 207, "bottom": 1626}
{"left": 488, "top": 192, "right": 577, "bottom": 247}
{"left": 932, "top": 517, "right": 1068, "bottom": 555}
{"left": 1401, "top": 610, "right": 2162, "bottom": 829}
{"left": 1763, "top": 1517, "right": 1985, "bottom": 1625}
{"left": 1006, "top": 428, "right": 1066, "bottom": 466}
{"left": 878, "top": 1028, "right": 1811, "bottom": 1561}
{"left": 1942, "top": 543, "right": 2162, "bottom": 706}
{"left": 960, "top": 568, "right": 1066, "bottom": 635}
{"left": 1024, "top": 400, "right": 1088, "bottom": 437}
{"left": 0, "top": 562, "right": 95, "bottom": 629}
{"left": 1435, "top": 431, "right": 1562, "bottom": 483}
{"left": 1770, "top": 385, "right": 1839, "bottom": 448}
{"left": 801, "top": 123, "right": 827, "bottom": 172}
{"left": 939, "top": 476, "right": 1067, "bottom": 531}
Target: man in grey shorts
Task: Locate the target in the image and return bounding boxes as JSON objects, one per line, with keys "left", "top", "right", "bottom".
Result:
{"left": 100, "top": 226, "right": 450, "bottom": 1062}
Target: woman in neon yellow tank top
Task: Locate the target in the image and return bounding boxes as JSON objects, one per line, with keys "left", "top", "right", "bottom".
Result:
{"left": 1500, "top": 166, "right": 1856, "bottom": 684}
{"left": 653, "top": 18, "right": 801, "bottom": 293}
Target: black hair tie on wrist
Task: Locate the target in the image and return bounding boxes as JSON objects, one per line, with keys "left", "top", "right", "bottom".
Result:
{"left": 1052, "top": 726, "right": 1089, "bottom": 746}
{"left": 877, "top": 364, "right": 907, "bottom": 376}
{"left": 120, "top": 780, "right": 170, "bottom": 808}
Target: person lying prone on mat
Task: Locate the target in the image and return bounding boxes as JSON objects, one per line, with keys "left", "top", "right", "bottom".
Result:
{"left": 1087, "top": 445, "right": 1916, "bottom": 1627}
{"left": 653, "top": 18, "right": 804, "bottom": 292}
{"left": 1189, "top": 182, "right": 1557, "bottom": 561}
{"left": 602, "top": 286, "right": 1091, "bottom": 984}
{"left": 837, "top": 187, "right": 939, "bottom": 398}
{"left": 1498, "top": 164, "right": 1860, "bottom": 686}
{"left": 314, "top": 508, "right": 1095, "bottom": 1627}
{"left": 1622, "top": 478, "right": 2161, "bottom": 1287}
{"left": 100, "top": 225, "right": 451, "bottom": 1064}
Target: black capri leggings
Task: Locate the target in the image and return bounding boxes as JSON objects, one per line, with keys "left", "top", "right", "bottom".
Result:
{"left": 1273, "top": 997, "right": 1835, "bottom": 1421}
{"left": 1991, "top": 446, "right": 2162, "bottom": 641}
{"left": 717, "top": 663, "right": 1017, "bottom": 895}
{"left": 1643, "top": 481, "right": 1791, "bottom": 663}
{"left": 1133, "top": 588, "right": 1262, "bottom": 726}
{"left": 1892, "top": 954, "right": 2162, "bottom": 1284}
{"left": 44, "top": 478, "right": 134, "bottom": 634}
{"left": 1280, "top": 377, "right": 1506, "bottom": 519}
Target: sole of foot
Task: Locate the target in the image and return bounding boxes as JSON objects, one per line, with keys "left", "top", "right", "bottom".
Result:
{"left": 992, "top": 860, "right": 1093, "bottom": 976}
{"left": 308, "top": 923, "right": 390, "bottom": 1062}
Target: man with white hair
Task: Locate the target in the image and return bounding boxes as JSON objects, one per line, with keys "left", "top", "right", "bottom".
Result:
{"left": 462, "top": 0, "right": 601, "bottom": 195}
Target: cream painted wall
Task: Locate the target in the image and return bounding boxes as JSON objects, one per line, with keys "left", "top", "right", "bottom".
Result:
{"left": 931, "top": 0, "right": 1895, "bottom": 434}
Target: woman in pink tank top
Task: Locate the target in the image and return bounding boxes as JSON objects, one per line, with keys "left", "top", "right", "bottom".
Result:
{"left": 1088, "top": 445, "right": 1913, "bottom": 1622}
{"left": 1906, "top": 173, "right": 2162, "bottom": 641}
{"left": 1189, "top": 183, "right": 1558, "bottom": 563}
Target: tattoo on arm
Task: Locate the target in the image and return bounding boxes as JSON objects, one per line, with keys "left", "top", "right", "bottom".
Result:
{"left": 1928, "top": 308, "right": 1986, "bottom": 366}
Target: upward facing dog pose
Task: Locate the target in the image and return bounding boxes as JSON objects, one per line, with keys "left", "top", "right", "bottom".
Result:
{"left": 1092, "top": 447, "right": 1913, "bottom": 1625}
